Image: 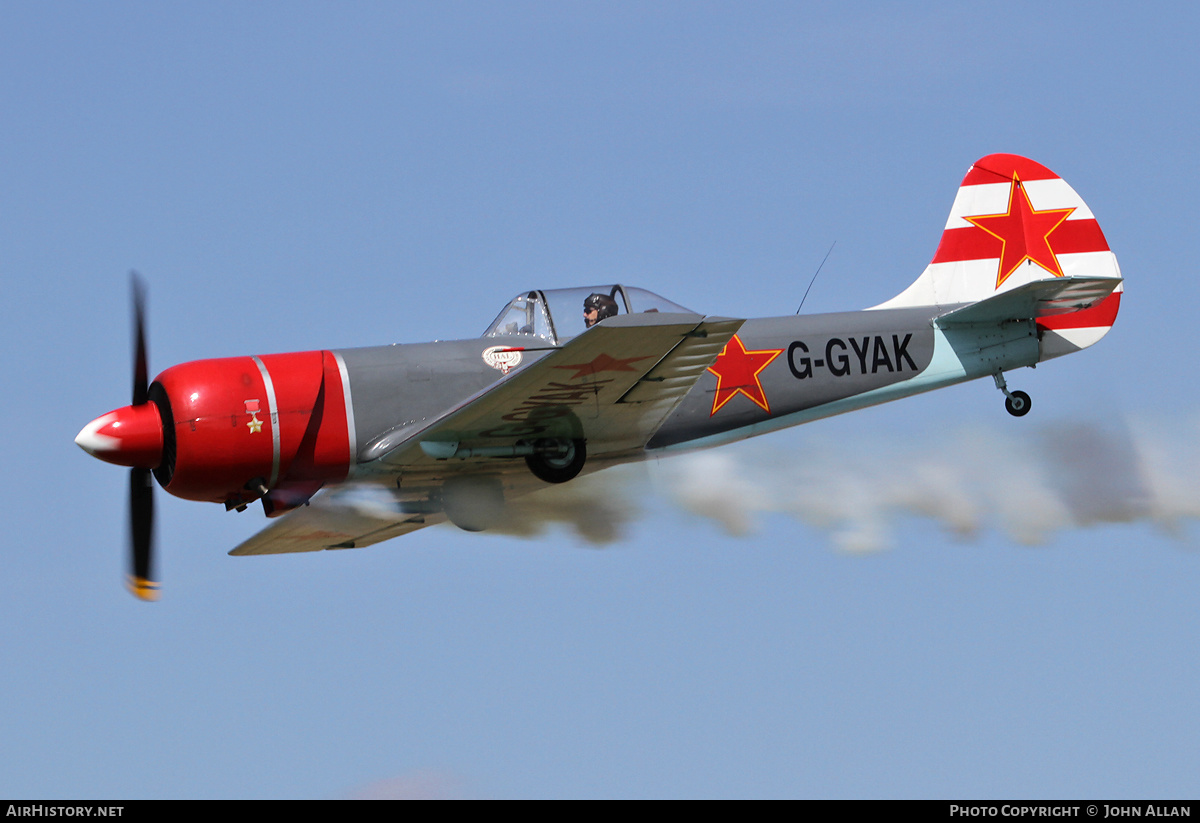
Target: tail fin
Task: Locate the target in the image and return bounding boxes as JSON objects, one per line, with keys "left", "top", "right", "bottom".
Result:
{"left": 873, "top": 154, "right": 1122, "bottom": 356}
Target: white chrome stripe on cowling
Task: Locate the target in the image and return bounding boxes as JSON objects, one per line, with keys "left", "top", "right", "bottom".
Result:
{"left": 331, "top": 351, "right": 358, "bottom": 473}
{"left": 251, "top": 355, "right": 281, "bottom": 488}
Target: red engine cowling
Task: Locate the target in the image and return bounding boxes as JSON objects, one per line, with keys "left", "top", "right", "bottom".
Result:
{"left": 148, "top": 350, "right": 353, "bottom": 511}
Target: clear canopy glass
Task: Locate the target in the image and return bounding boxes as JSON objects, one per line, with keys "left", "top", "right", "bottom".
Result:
{"left": 483, "top": 285, "right": 694, "bottom": 345}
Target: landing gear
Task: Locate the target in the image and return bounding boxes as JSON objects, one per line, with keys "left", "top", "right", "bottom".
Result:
{"left": 525, "top": 438, "right": 586, "bottom": 484}
{"left": 1005, "top": 390, "right": 1031, "bottom": 417}
{"left": 993, "top": 371, "right": 1031, "bottom": 417}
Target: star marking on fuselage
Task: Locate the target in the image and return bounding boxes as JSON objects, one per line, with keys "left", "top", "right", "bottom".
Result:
{"left": 553, "top": 352, "right": 652, "bottom": 381}
{"left": 706, "top": 334, "right": 783, "bottom": 416}
{"left": 247, "top": 414, "right": 263, "bottom": 434}
{"left": 964, "top": 173, "right": 1075, "bottom": 289}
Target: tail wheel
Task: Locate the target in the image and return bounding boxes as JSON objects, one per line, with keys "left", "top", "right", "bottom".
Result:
{"left": 525, "top": 438, "right": 586, "bottom": 484}
{"left": 1005, "top": 390, "right": 1031, "bottom": 417}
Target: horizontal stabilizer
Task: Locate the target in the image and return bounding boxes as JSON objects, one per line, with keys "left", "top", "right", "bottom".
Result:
{"left": 935, "top": 276, "right": 1122, "bottom": 327}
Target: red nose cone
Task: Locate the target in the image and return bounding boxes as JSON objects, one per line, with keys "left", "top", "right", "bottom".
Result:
{"left": 76, "top": 403, "right": 164, "bottom": 469}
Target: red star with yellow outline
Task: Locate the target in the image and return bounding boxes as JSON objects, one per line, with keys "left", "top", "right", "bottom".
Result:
{"left": 553, "top": 352, "right": 652, "bottom": 380}
{"left": 963, "top": 173, "right": 1075, "bottom": 289}
{"left": 706, "top": 334, "right": 783, "bottom": 416}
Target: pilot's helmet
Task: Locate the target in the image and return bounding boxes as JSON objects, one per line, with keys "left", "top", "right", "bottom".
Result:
{"left": 583, "top": 293, "right": 618, "bottom": 326}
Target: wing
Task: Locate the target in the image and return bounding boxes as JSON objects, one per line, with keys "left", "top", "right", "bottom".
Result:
{"left": 229, "top": 485, "right": 445, "bottom": 555}
{"left": 359, "top": 311, "right": 743, "bottom": 471}
{"left": 231, "top": 312, "right": 742, "bottom": 555}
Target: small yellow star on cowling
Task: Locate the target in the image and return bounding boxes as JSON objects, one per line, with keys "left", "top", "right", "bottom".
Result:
{"left": 247, "top": 413, "right": 263, "bottom": 434}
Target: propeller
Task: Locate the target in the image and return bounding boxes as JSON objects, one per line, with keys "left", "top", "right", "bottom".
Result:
{"left": 127, "top": 273, "right": 159, "bottom": 601}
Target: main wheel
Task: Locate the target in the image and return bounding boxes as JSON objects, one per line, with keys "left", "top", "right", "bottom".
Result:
{"left": 1005, "top": 390, "right": 1031, "bottom": 417}
{"left": 525, "top": 438, "right": 586, "bottom": 484}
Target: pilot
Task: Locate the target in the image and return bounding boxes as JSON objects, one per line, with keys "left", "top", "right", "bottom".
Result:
{"left": 583, "top": 293, "right": 618, "bottom": 328}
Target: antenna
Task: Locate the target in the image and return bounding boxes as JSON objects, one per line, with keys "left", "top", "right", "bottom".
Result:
{"left": 796, "top": 241, "right": 836, "bottom": 315}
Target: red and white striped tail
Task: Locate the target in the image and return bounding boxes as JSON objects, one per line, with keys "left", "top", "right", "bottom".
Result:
{"left": 874, "top": 154, "right": 1122, "bottom": 357}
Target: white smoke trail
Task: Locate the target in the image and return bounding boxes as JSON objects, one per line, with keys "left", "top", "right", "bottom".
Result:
{"left": 495, "top": 416, "right": 1200, "bottom": 552}
{"left": 491, "top": 467, "right": 644, "bottom": 545}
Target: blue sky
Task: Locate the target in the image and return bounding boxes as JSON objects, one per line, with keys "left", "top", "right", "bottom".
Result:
{"left": 3, "top": 2, "right": 1198, "bottom": 798}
